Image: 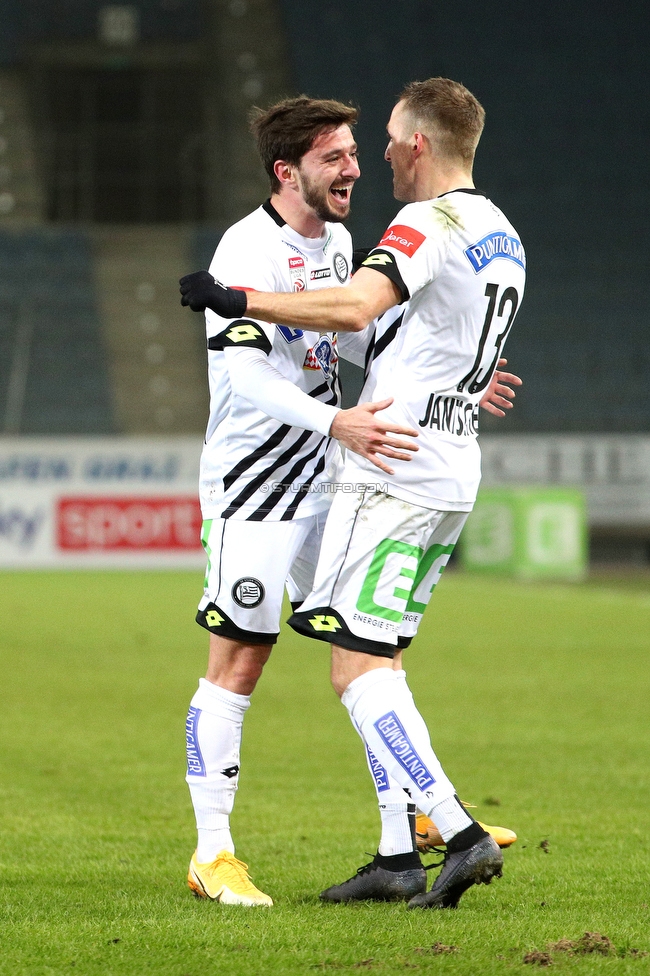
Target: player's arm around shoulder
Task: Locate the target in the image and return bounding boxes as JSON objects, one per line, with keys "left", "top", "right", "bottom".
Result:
{"left": 244, "top": 266, "right": 401, "bottom": 334}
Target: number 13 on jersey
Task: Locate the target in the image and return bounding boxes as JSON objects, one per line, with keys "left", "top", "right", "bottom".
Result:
{"left": 457, "top": 282, "right": 520, "bottom": 395}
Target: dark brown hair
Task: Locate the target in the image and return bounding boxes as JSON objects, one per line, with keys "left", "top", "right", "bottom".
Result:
{"left": 398, "top": 78, "right": 485, "bottom": 162}
{"left": 250, "top": 96, "right": 358, "bottom": 192}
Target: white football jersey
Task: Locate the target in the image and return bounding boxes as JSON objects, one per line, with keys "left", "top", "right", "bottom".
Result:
{"left": 347, "top": 189, "right": 526, "bottom": 510}
{"left": 200, "top": 200, "right": 353, "bottom": 521}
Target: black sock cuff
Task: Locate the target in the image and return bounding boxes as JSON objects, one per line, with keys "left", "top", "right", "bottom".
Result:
{"left": 446, "top": 821, "right": 489, "bottom": 854}
{"left": 374, "top": 850, "right": 422, "bottom": 872}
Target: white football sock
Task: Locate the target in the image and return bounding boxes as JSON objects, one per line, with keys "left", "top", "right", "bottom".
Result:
{"left": 342, "top": 668, "right": 457, "bottom": 822}
{"left": 197, "top": 822, "right": 232, "bottom": 862}
{"left": 358, "top": 725, "right": 416, "bottom": 856}
{"left": 185, "top": 677, "right": 250, "bottom": 861}
{"left": 377, "top": 800, "right": 417, "bottom": 856}
{"left": 428, "top": 793, "right": 473, "bottom": 842}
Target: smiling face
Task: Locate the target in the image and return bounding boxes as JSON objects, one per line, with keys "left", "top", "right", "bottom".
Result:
{"left": 384, "top": 101, "right": 417, "bottom": 202}
{"left": 294, "top": 124, "right": 360, "bottom": 223}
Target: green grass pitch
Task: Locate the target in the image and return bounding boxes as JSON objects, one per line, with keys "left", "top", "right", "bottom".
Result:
{"left": 1, "top": 568, "right": 649, "bottom": 974}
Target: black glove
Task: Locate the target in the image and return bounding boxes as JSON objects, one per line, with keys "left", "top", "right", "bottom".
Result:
{"left": 179, "top": 270, "right": 248, "bottom": 317}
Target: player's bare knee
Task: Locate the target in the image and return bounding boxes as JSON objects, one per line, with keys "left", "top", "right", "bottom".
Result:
{"left": 207, "top": 637, "right": 272, "bottom": 694}
{"left": 330, "top": 645, "right": 393, "bottom": 698}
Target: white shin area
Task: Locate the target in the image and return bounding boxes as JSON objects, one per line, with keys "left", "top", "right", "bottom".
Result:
{"left": 342, "top": 668, "right": 457, "bottom": 823}
{"left": 355, "top": 715, "right": 416, "bottom": 856}
{"left": 185, "top": 677, "right": 251, "bottom": 861}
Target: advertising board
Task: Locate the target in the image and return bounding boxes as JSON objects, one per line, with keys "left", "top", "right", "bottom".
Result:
{"left": 480, "top": 434, "right": 650, "bottom": 529}
{"left": 2, "top": 434, "right": 649, "bottom": 568}
{"left": 0, "top": 437, "right": 204, "bottom": 568}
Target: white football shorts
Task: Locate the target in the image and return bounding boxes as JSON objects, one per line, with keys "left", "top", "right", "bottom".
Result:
{"left": 288, "top": 488, "right": 468, "bottom": 657}
{"left": 196, "top": 511, "right": 326, "bottom": 644}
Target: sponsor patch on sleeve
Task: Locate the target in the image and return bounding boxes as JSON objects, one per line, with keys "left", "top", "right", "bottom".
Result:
{"left": 379, "top": 224, "right": 426, "bottom": 257}
{"left": 207, "top": 319, "right": 272, "bottom": 354}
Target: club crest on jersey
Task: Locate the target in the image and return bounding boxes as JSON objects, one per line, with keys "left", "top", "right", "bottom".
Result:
{"left": 288, "top": 255, "right": 306, "bottom": 291}
{"left": 303, "top": 335, "right": 338, "bottom": 378}
{"left": 333, "top": 252, "right": 349, "bottom": 283}
{"left": 379, "top": 224, "right": 426, "bottom": 257}
{"left": 464, "top": 231, "right": 526, "bottom": 273}
{"left": 232, "top": 577, "right": 265, "bottom": 609}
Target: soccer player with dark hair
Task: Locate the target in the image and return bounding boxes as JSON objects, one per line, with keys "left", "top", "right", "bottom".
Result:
{"left": 181, "top": 78, "right": 525, "bottom": 909}
{"left": 182, "top": 95, "right": 431, "bottom": 907}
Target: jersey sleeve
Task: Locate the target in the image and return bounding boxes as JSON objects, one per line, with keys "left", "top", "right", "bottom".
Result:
{"left": 223, "top": 346, "right": 338, "bottom": 436}
{"left": 361, "top": 203, "right": 450, "bottom": 302}
{"left": 205, "top": 227, "right": 278, "bottom": 352}
{"left": 207, "top": 319, "right": 273, "bottom": 354}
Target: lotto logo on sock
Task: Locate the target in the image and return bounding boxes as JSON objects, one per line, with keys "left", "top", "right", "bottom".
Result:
{"left": 374, "top": 711, "right": 436, "bottom": 791}
{"left": 366, "top": 746, "right": 390, "bottom": 793}
{"left": 185, "top": 706, "right": 206, "bottom": 777}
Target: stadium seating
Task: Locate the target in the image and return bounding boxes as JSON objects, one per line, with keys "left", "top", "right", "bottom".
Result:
{"left": 0, "top": 0, "right": 202, "bottom": 61}
{"left": 276, "top": 0, "right": 650, "bottom": 433}
{"left": 1, "top": 0, "right": 647, "bottom": 435}
{"left": 0, "top": 229, "right": 116, "bottom": 433}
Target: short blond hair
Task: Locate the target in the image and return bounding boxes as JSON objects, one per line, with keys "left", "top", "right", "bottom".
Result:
{"left": 398, "top": 78, "right": 485, "bottom": 162}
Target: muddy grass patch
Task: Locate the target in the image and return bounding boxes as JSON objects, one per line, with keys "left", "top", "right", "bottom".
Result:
{"left": 523, "top": 951, "right": 553, "bottom": 966}
{"left": 413, "top": 943, "right": 458, "bottom": 955}
{"left": 548, "top": 932, "right": 616, "bottom": 956}
{"left": 524, "top": 931, "right": 649, "bottom": 965}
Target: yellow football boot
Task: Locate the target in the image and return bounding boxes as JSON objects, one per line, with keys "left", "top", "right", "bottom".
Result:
{"left": 415, "top": 813, "right": 517, "bottom": 851}
{"left": 188, "top": 850, "right": 273, "bottom": 906}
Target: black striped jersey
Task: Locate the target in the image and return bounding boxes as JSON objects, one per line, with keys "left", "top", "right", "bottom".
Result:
{"left": 200, "top": 200, "right": 353, "bottom": 521}
{"left": 347, "top": 189, "right": 526, "bottom": 511}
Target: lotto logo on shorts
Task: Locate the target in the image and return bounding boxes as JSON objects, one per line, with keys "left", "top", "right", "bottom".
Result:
{"left": 378, "top": 224, "right": 426, "bottom": 257}
{"left": 374, "top": 711, "right": 436, "bottom": 791}
{"left": 186, "top": 706, "right": 206, "bottom": 777}
{"left": 308, "top": 614, "right": 341, "bottom": 632}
